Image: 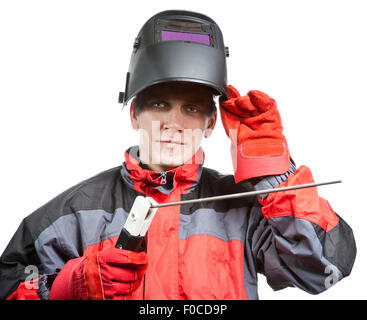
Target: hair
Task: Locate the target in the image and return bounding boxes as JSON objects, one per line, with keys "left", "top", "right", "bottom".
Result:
{"left": 133, "top": 82, "right": 218, "bottom": 116}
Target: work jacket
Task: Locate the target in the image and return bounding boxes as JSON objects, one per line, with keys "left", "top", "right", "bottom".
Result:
{"left": 0, "top": 146, "right": 356, "bottom": 299}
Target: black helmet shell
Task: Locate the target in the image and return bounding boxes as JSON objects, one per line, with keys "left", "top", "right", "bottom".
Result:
{"left": 119, "top": 10, "right": 229, "bottom": 105}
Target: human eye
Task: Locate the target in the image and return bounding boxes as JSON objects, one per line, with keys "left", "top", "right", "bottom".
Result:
{"left": 152, "top": 102, "right": 168, "bottom": 110}
{"left": 184, "top": 105, "right": 199, "bottom": 113}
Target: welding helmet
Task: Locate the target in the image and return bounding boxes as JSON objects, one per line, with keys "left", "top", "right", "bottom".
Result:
{"left": 118, "top": 10, "right": 229, "bottom": 106}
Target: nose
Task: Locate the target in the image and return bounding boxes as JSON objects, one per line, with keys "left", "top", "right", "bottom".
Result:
{"left": 162, "top": 105, "right": 185, "bottom": 131}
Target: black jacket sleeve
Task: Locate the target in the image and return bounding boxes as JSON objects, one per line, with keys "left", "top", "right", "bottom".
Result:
{"left": 249, "top": 163, "right": 356, "bottom": 294}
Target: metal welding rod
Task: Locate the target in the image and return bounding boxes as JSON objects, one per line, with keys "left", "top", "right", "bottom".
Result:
{"left": 150, "top": 180, "right": 342, "bottom": 209}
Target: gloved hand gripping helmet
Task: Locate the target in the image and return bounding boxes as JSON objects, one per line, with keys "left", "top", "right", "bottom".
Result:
{"left": 118, "top": 10, "right": 229, "bottom": 106}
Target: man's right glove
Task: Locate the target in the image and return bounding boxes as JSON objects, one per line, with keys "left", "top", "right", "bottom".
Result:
{"left": 49, "top": 247, "right": 148, "bottom": 300}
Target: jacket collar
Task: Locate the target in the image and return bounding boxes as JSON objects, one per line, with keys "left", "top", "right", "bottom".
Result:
{"left": 121, "top": 145, "right": 204, "bottom": 194}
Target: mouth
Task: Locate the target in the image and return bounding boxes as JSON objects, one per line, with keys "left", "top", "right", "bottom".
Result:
{"left": 158, "top": 140, "right": 185, "bottom": 146}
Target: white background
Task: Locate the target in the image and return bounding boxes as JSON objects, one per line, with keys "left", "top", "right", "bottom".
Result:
{"left": 0, "top": 0, "right": 366, "bottom": 299}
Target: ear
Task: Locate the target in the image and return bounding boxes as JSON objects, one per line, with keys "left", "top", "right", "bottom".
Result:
{"left": 204, "top": 111, "right": 217, "bottom": 138}
{"left": 130, "top": 100, "right": 139, "bottom": 130}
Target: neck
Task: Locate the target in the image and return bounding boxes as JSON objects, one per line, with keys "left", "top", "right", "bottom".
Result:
{"left": 140, "top": 162, "right": 176, "bottom": 172}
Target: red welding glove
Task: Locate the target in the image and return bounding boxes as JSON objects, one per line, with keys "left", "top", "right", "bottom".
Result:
{"left": 49, "top": 247, "right": 148, "bottom": 300}
{"left": 220, "top": 85, "right": 291, "bottom": 183}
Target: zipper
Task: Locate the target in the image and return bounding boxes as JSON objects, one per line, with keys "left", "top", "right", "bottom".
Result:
{"left": 143, "top": 188, "right": 151, "bottom": 300}
{"left": 143, "top": 230, "right": 148, "bottom": 300}
{"left": 158, "top": 171, "right": 168, "bottom": 184}
{"left": 142, "top": 171, "right": 167, "bottom": 299}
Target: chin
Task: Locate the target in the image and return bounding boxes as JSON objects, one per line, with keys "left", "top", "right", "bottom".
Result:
{"left": 152, "top": 150, "right": 192, "bottom": 169}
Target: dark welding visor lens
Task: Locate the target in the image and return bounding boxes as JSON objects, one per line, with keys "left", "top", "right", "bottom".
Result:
{"left": 161, "top": 30, "right": 210, "bottom": 45}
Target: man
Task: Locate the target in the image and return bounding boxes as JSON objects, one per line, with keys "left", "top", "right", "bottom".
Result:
{"left": 0, "top": 10, "right": 356, "bottom": 300}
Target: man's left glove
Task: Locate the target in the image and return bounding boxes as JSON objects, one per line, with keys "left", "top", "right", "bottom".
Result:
{"left": 220, "top": 85, "right": 291, "bottom": 182}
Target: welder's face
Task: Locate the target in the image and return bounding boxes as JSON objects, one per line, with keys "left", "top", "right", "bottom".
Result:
{"left": 130, "top": 83, "right": 217, "bottom": 171}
